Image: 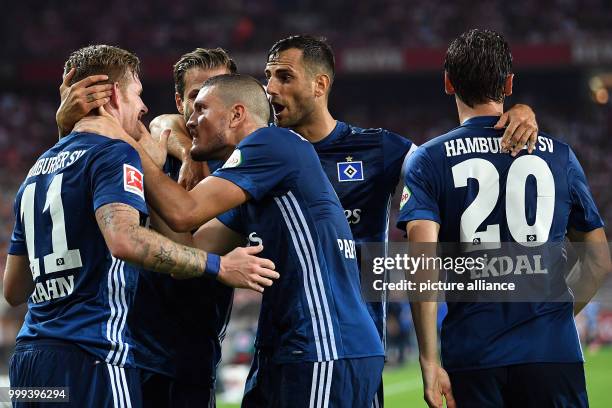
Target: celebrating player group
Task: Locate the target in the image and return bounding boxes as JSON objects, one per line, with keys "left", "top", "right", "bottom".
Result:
{"left": 4, "top": 29, "right": 610, "bottom": 408}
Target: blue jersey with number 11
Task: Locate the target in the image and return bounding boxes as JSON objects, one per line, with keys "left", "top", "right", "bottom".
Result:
{"left": 9, "top": 132, "right": 148, "bottom": 368}
{"left": 397, "top": 116, "right": 603, "bottom": 371}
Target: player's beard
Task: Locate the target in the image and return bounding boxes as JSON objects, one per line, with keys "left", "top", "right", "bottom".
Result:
{"left": 190, "top": 128, "right": 229, "bottom": 162}
{"left": 279, "top": 98, "right": 316, "bottom": 129}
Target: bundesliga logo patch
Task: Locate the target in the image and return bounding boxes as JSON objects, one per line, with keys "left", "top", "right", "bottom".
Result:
{"left": 399, "top": 185, "right": 411, "bottom": 209}
{"left": 123, "top": 164, "right": 144, "bottom": 199}
{"left": 223, "top": 149, "right": 242, "bottom": 169}
{"left": 337, "top": 157, "right": 364, "bottom": 182}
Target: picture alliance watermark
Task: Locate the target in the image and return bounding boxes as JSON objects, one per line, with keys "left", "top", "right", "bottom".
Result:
{"left": 371, "top": 278, "right": 516, "bottom": 293}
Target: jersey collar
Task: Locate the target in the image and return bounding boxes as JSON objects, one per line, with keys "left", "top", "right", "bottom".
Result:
{"left": 461, "top": 115, "right": 501, "bottom": 128}
{"left": 313, "top": 121, "right": 349, "bottom": 148}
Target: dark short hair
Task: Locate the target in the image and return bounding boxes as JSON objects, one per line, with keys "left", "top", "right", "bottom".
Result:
{"left": 173, "top": 48, "right": 237, "bottom": 97}
{"left": 64, "top": 45, "right": 140, "bottom": 88}
{"left": 444, "top": 29, "right": 513, "bottom": 107}
{"left": 268, "top": 35, "right": 335, "bottom": 81}
{"left": 202, "top": 74, "right": 270, "bottom": 124}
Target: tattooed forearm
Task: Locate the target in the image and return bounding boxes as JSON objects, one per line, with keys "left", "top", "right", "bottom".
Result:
{"left": 97, "top": 203, "right": 139, "bottom": 230}
{"left": 130, "top": 226, "right": 206, "bottom": 277}
{"left": 177, "top": 246, "right": 207, "bottom": 278}
{"left": 153, "top": 246, "right": 177, "bottom": 268}
{"left": 95, "top": 202, "right": 208, "bottom": 278}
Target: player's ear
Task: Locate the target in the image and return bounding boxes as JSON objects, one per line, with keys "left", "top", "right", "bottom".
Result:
{"left": 229, "top": 104, "right": 246, "bottom": 128}
{"left": 504, "top": 74, "right": 514, "bottom": 97}
{"left": 444, "top": 72, "right": 455, "bottom": 95}
{"left": 314, "top": 73, "right": 330, "bottom": 98}
{"left": 107, "top": 82, "right": 122, "bottom": 111}
{"left": 175, "top": 92, "right": 184, "bottom": 115}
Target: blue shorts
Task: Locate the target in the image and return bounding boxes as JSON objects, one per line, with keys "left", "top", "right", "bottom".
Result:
{"left": 140, "top": 372, "right": 215, "bottom": 408}
{"left": 242, "top": 350, "right": 384, "bottom": 408}
{"left": 448, "top": 362, "right": 588, "bottom": 408}
{"left": 9, "top": 339, "right": 142, "bottom": 408}
{"left": 372, "top": 380, "right": 384, "bottom": 408}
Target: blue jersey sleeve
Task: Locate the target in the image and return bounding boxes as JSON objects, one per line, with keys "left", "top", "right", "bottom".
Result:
{"left": 217, "top": 207, "right": 245, "bottom": 234}
{"left": 212, "top": 129, "right": 294, "bottom": 201}
{"left": 90, "top": 141, "right": 148, "bottom": 214}
{"left": 566, "top": 147, "right": 603, "bottom": 231}
{"left": 207, "top": 160, "right": 224, "bottom": 173}
{"left": 382, "top": 131, "right": 414, "bottom": 191}
{"left": 8, "top": 189, "right": 27, "bottom": 255}
{"left": 396, "top": 147, "right": 442, "bottom": 231}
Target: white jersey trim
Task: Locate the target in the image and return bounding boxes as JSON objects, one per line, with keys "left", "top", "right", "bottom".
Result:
{"left": 105, "top": 257, "right": 130, "bottom": 366}
{"left": 275, "top": 191, "right": 339, "bottom": 361}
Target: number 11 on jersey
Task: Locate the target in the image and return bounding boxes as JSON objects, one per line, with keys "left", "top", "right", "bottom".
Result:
{"left": 20, "top": 173, "right": 83, "bottom": 280}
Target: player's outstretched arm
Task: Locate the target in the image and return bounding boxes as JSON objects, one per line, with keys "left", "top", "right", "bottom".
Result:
{"left": 143, "top": 172, "right": 248, "bottom": 233}
{"left": 495, "top": 104, "right": 539, "bottom": 156}
{"left": 56, "top": 69, "right": 113, "bottom": 137}
{"left": 149, "top": 114, "right": 208, "bottom": 190}
{"left": 168, "top": 217, "right": 277, "bottom": 292}
{"left": 3, "top": 255, "right": 34, "bottom": 306}
{"left": 73, "top": 117, "right": 247, "bottom": 232}
{"left": 406, "top": 220, "right": 456, "bottom": 408}
{"left": 136, "top": 130, "right": 248, "bottom": 231}
{"left": 567, "top": 228, "right": 612, "bottom": 315}
{"left": 193, "top": 219, "right": 283, "bottom": 290}
{"left": 96, "top": 202, "right": 205, "bottom": 278}
{"left": 95, "top": 202, "right": 277, "bottom": 291}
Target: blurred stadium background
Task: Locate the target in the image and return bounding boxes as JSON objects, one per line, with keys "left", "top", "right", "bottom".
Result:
{"left": 0, "top": 1, "right": 611, "bottom": 406}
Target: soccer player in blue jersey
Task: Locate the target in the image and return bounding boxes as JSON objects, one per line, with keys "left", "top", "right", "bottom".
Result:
{"left": 4, "top": 45, "right": 277, "bottom": 408}
{"left": 148, "top": 48, "right": 235, "bottom": 188}
{"left": 263, "top": 34, "right": 540, "bottom": 407}
{"left": 131, "top": 48, "right": 238, "bottom": 408}
{"left": 56, "top": 48, "right": 242, "bottom": 408}
{"left": 78, "top": 73, "right": 386, "bottom": 407}
{"left": 398, "top": 29, "right": 611, "bottom": 408}
{"left": 136, "top": 35, "right": 540, "bottom": 407}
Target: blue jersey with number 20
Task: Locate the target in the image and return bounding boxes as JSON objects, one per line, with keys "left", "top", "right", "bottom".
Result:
{"left": 397, "top": 116, "right": 603, "bottom": 371}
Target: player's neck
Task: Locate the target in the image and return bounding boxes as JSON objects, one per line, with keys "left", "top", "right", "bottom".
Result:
{"left": 455, "top": 97, "right": 504, "bottom": 124}
{"left": 234, "top": 123, "right": 266, "bottom": 145}
{"left": 291, "top": 108, "right": 336, "bottom": 143}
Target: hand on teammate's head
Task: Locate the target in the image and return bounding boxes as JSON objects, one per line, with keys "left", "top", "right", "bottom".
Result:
{"left": 57, "top": 69, "right": 114, "bottom": 136}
